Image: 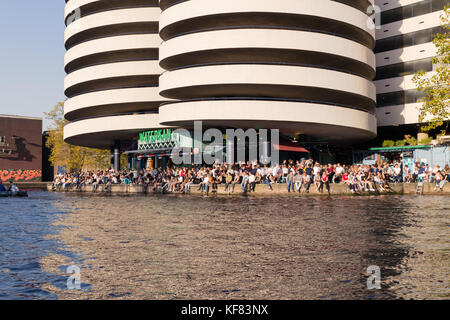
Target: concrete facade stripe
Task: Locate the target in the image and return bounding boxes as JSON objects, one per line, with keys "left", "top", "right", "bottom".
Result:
{"left": 159, "top": 65, "right": 376, "bottom": 102}
{"left": 159, "top": 29, "right": 376, "bottom": 72}
{"left": 64, "top": 114, "right": 171, "bottom": 148}
{"left": 65, "top": 34, "right": 161, "bottom": 68}
{"left": 64, "top": 61, "right": 163, "bottom": 92}
{"left": 159, "top": 100, "right": 377, "bottom": 141}
{"left": 159, "top": 0, "right": 375, "bottom": 41}
{"left": 64, "top": 87, "right": 164, "bottom": 115}
{"left": 64, "top": 7, "right": 160, "bottom": 45}
{"left": 65, "top": 0, "right": 99, "bottom": 19}
{"left": 161, "top": 1, "right": 375, "bottom": 12}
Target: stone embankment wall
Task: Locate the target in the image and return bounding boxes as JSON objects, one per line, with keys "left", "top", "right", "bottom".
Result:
{"left": 46, "top": 183, "right": 450, "bottom": 196}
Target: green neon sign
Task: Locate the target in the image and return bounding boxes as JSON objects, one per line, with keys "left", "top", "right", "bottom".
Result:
{"left": 138, "top": 129, "right": 175, "bottom": 144}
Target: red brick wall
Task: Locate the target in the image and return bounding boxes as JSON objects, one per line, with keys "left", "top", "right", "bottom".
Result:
{"left": 0, "top": 116, "right": 42, "bottom": 181}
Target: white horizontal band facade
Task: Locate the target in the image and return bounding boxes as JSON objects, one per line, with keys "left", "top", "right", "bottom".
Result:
{"left": 64, "top": 87, "right": 164, "bottom": 115}
{"left": 160, "top": 0, "right": 375, "bottom": 41}
{"left": 65, "top": 7, "right": 160, "bottom": 45}
{"left": 159, "top": 100, "right": 377, "bottom": 141}
{"left": 64, "top": 61, "right": 162, "bottom": 92}
{"left": 160, "top": 29, "right": 376, "bottom": 71}
{"left": 160, "top": 65, "right": 376, "bottom": 102}
{"left": 65, "top": 0, "right": 99, "bottom": 20}
{"left": 65, "top": 34, "right": 161, "bottom": 68}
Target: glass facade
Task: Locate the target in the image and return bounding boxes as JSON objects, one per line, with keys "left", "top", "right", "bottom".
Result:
{"left": 375, "top": 57, "right": 433, "bottom": 81}
{"left": 374, "top": 26, "right": 445, "bottom": 53}
{"left": 379, "top": 0, "right": 447, "bottom": 25}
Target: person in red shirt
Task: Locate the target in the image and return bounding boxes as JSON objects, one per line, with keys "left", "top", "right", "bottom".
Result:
{"left": 326, "top": 164, "right": 335, "bottom": 183}
{"left": 342, "top": 173, "right": 349, "bottom": 183}
{"left": 319, "top": 172, "right": 330, "bottom": 194}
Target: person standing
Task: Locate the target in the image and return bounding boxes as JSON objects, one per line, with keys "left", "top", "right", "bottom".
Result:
{"left": 286, "top": 171, "right": 294, "bottom": 192}
{"left": 241, "top": 171, "right": 249, "bottom": 193}
{"left": 248, "top": 171, "right": 256, "bottom": 192}
{"left": 224, "top": 170, "right": 233, "bottom": 193}
{"left": 294, "top": 171, "right": 303, "bottom": 193}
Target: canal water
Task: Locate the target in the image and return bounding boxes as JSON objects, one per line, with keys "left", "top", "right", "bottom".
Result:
{"left": 0, "top": 191, "right": 448, "bottom": 300}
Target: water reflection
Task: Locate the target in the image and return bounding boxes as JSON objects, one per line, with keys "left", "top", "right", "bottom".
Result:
{"left": 1, "top": 192, "right": 448, "bottom": 299}
{"left": 0, "top": 192, "right": 88, "bottom": 299}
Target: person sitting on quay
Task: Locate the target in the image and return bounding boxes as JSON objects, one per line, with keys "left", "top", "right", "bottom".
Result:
{"left": 319, "top": 171, "right": 330, "bottom": 195}
{"left": 49, "top": 158, "right": 449, "bottom": 195}
{"left": 7, "top": 181, "right": 20, "bottom": 195}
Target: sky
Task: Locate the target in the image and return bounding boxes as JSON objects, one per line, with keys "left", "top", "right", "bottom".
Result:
{"left": 0, "top": 1, "right": 66, "bottom": 130}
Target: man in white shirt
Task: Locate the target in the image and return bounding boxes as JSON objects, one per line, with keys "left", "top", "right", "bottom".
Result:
{"left": 334, "top": 164, "right": 344, "bottom": 183}
{"left": 393, "top": 165, "right": 401, "bottom": 183}
{"left": 313, "top": 163, "right": 321, "bottom": 176}
{"left": 248, "top": 173, "right": 256, "bottom": 192}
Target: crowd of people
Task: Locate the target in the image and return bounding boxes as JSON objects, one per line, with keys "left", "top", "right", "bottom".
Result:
{"left": 51, "top": 159, "right": 450, "bottom": 194}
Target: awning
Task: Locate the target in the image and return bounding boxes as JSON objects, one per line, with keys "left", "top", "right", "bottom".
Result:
{"left": 273, "top": 142, "right": 309, "bottom": 153}
{"left": 369, "top": 145, "right": 431, "bottom": 152}
{"left": 123, "top": 148, "right": 173, "bottom": 155}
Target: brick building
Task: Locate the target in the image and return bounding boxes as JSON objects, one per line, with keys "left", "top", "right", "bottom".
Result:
{"left": 0, "top": 115, "right": 43, "bottom": 182}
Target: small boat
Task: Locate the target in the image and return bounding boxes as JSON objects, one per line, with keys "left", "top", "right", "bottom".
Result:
{"left": 0, "top": 191, "right": 28, "bottom": 197}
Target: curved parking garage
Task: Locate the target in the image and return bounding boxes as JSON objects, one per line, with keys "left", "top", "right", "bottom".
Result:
{"left": 158, "top": 0, "right": 377, "bottom": 142}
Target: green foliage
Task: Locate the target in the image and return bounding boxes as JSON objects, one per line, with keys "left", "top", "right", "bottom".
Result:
{"left": 382, "top": 140, "right": 395, "bottom": 147}
{"left": 404, "top": 134, "right": 417, "bottom": 146}
{"left": 395, "top": 139, "right": 406, "bottom": 146}
{"left": 418, "top": 137, "right": 433, "bottom": 145}
{"left": 45, "top": 103, "right": 113, "bottom": 171}
{"left": 412, "top": 6, "right": 450, "bottom": 134}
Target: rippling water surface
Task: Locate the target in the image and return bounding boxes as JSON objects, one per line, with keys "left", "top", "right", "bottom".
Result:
{"left": 0, "top": 191, "right": 448, "bottom": 300}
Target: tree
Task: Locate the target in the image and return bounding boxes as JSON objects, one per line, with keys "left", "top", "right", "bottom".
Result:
{"left": 412, "top": 5, "right": 450, "bottom": 134}
{"left": 45, "top": 102, "right": 112, "bottom": 172}
{"left": 404, "top": 134, "right": 417, "bottom": 146}
{"left": 382, "top": 140, "right": 395, "bottom": 147}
